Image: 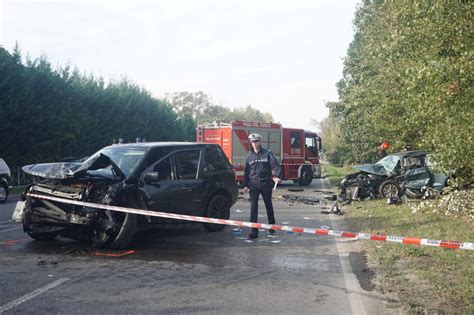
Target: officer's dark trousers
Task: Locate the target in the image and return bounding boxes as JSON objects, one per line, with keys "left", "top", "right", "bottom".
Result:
{"left": 249, "top": 179, "right": 276, "bottom": 237}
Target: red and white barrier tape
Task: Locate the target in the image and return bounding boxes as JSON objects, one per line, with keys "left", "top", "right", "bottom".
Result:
{"left": 26, "top": 193, "right": 473, "bottom": 251}
{"left": 233, "top": 163, "right": 320, "bottom": 167}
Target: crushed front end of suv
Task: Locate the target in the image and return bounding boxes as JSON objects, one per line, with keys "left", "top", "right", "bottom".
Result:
{"left": 339, "top": 150, "right": 449, "bottom": 201}
{"left": 13, "top": 142, "right": 238, "bottom": 249}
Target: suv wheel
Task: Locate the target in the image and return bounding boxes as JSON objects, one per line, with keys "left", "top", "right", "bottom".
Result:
{"left": 0, "top": 183, "right": 8, "bottom": 203}
{"left": 203, "top": 195, "right": 230, "bottom": 232}
{"left": 91, "top": 199, "right": 138, "bottom": 249}
{"left": 379, "top": 180, "right": 400, "bottom": 198}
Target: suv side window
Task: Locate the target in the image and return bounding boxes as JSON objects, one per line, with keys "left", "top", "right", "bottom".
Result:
{"left": 174, "top": 150, "right": 201, "bottom": 179}
{"left": 204, "top": 146, "right": 232, "bottom": 172}
{"left": 153, "top": 157, "right": 173, "bottom": 181}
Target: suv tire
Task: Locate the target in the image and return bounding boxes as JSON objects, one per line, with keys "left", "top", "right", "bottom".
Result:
{"left": 0, "top": 183, "right": 8, "bottom": 203}
{"left": 379, "top": 180, "right": 401, "bottom": 198}
{"left": 203, "top": 194, "right": 230, "bottom": 232}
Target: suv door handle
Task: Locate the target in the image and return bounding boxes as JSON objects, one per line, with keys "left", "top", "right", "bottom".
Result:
{"left": 179, "top": 185, "right": 192, "bottom": 192}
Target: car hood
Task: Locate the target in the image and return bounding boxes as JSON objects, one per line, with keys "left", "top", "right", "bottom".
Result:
{"left": 352, "top": 164, "right": 389, "bottom": 176}
{"left": 22, "top": 154, "right": 126, "bottom": 179}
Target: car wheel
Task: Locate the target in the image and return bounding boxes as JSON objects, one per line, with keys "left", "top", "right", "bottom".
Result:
{"left": 107, "top": 210, "right": 137, "bottom": 249}
{"left": 0, "top": 183, "right": 8, "bottom": 203}
{"left": 298, "top": 166, "right": 313, "bottom": 186}
{"left": 379, "top": 180, "right": 401, "bottom": 198}
{"left": 92, "top": 200, "right": 138, "bottom": 249}
{"left": 203, "top": 194, "right": 230, "bottom": 232}
{"left": 26, "top": 231, "right": 57, "bottom": 241}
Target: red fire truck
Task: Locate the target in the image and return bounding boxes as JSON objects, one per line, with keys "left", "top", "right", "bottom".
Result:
{"left": 196, "top": 120, "right": 322, "bottom": 186}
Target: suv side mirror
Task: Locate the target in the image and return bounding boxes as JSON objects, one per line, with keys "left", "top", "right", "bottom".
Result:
{"left": 144, "top": 172, "right": 160, "bottom": 184}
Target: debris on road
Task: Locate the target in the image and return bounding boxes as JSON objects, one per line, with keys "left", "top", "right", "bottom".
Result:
{"left": 280, "top": 194, "right": 320, "bottom": 205}
{"left": 287, "top": 188, "right": 304, "bottom": 192}
{"left": 94, "top": 250, "right": 135, "bottom": 257}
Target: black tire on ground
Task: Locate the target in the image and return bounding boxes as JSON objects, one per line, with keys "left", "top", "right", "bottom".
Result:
{"left": 203, "top": 194, "right": 230, "bottom": 232}
{"left": 298, "top": 166, "right": 313, "bottom": 186}
{"left": 26, "top": 231, "right": 57, "bottom": 241}
{"left": 108, "top": 210, "right": 138, "bottom": 249}
{"left": 0, "top": 183, "right": 8, "bottom": 203}
{"left": 378, "top": 180, "right": 401, "bottom": 198}
{"left": 405, "top": 188, "right": 424, "bottom": 198}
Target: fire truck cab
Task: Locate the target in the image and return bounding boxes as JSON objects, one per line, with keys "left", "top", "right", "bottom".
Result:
{"left": 196, "top": 120, "right": 322, "bottom": 186}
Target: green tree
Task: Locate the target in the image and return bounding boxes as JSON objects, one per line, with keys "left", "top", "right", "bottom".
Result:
{"left": 329, "top": 1, "right": 473, "bottom": 183}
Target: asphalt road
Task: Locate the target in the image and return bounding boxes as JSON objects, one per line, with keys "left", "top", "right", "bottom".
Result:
{"left": 0, "top": 178, "right": 384, "bottom": 314}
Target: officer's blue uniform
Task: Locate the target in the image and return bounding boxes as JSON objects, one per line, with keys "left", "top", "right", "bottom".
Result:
{"left": 243, "top": 147, "right": 281, "bottom": 238}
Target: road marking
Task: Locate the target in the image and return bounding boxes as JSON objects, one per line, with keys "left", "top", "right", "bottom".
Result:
{"left": 321, "top": 178, "right": 367, "bottom": 315}
{"left": 0, "top": 227, "right": 22, "bottom": 233}
{"left": 0, "top": 278, "right": 69, "bottom": 313}
{"left": 0, "top": 220, "right": 13, "bottom": 224}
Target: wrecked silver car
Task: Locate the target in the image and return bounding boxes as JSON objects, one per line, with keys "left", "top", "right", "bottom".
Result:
{"left": 339, "top": 151, "right": 449, "bottom": 200}
{"left": 13, "top": 142, "right": 238, "bottom": 249}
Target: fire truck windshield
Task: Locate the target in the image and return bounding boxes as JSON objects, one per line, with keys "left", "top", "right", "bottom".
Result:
{"left": 305, "top": 136, "right": 320, "bottom": 156}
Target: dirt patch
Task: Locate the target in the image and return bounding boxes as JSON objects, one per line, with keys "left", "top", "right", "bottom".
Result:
{"left": 348, "top": 251, "right": 375, "bottom": 291}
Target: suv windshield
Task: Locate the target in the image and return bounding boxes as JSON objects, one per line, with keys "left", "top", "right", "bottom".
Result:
{"left": 376, "top": 155, "right": 401, "bottom": 172}
{"left": 83, "top": 147, "right": 147, "bottom": 177}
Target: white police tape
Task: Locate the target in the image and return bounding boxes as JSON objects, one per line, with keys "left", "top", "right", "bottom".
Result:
{"left": 25, "top": 193, "right": 474, "bottom": 251}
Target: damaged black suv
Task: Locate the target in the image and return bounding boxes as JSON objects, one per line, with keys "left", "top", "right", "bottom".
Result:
{"left": 13, "top": 142, "right": 238, "bottom": 248}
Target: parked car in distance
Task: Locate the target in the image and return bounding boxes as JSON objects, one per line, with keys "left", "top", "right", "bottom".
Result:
{"left": 13, "top": 142, "right": 238, "bottom": 249}
{"left": 339, "top": 150, "right": 449, "bottom": 200}
{"left": 0, "top": 158, "right": 12, "bottom": 203}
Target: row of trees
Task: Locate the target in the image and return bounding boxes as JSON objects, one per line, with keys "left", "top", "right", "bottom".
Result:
{"left": 322, "top": 1, "right": 473, "bottom": 184}
{"left": 165, "top": 91, "right": 273, "bottom": 125}
{"left": 0, "top": 46, "right": 271, "bottom": 171}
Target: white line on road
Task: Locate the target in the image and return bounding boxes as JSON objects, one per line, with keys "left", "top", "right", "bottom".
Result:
{"left": 0, "top": 278, "right": 69, "bottom": 313}
{"left": 0, "top": 220, "right": 13, "bottom": 225}
{"left": 321, "top": 178, "right": 367, "bottom": 315}
{"left": 0, "top": 227, "right": 22, "bottom": 233}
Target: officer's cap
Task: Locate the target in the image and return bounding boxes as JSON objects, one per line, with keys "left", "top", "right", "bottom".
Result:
{"left": 248, "top": 133, "right": 262, "bottom": 142}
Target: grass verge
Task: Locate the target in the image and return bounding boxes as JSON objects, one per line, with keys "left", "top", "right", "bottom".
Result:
{"left": 344, "top": 199, "right": 474, "bottom": 313}
{"left": 322, "top": 164, "right": 353, "bottom": 186}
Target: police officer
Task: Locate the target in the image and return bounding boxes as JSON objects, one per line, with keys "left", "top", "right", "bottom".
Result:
{"left": 243, "top": 133, "right": 281, "bottom": 239}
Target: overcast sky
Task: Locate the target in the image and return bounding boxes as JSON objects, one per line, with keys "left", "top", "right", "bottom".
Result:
{"left": 1, "top": 0, "right": 358, "bottom": 131}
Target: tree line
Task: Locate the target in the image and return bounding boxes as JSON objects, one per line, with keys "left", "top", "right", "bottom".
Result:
{"left": 165, "top": 91, "right": 273, "bottom": 125}
{"left": 0, "top": 46, "right": 272, "bottom": 172}
{"left": 320, "top": 1, "right": 473, "bottom": 184}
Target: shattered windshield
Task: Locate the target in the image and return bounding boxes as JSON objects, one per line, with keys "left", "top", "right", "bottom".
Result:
{"left": 376, "top": 155, "right": 400, "bottom": 172}
{"left": 83, "top": 147, "right": 147, "bottom": 177}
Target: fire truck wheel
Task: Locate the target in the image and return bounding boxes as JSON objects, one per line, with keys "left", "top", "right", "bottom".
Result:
{"left": 299, "top": 166, "right": 313, "bottom": 186}
{"left": 203, "top": 195, "right": 231, "bottom": 232}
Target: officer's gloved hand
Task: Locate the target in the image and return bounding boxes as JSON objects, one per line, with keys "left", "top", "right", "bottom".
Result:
{"left": 244, "top": 187, "right": 249, "bottom": 193}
